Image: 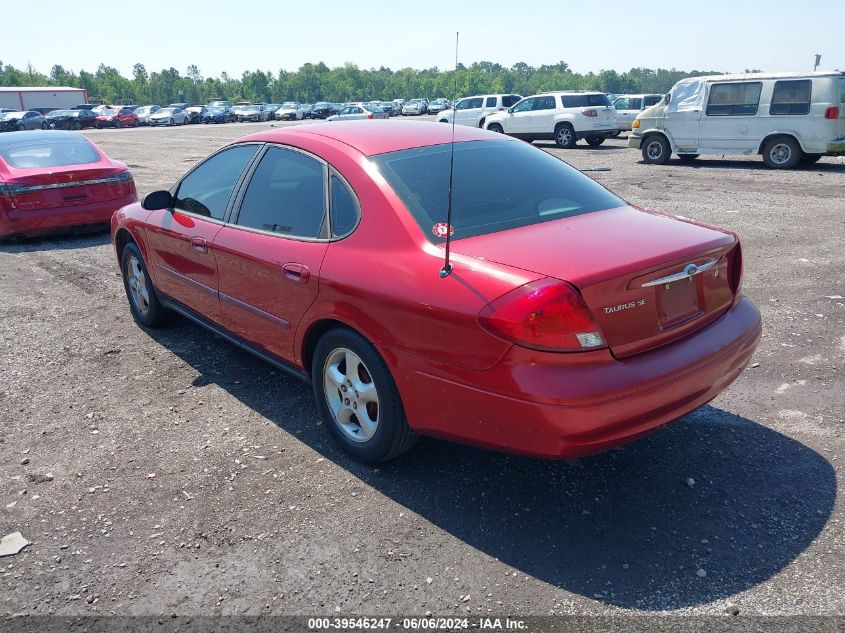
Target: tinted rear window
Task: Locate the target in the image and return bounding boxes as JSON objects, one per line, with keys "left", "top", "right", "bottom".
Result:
{"left": 371, "top": 140, "right": 624, "bottom": 243}
{"left": 0, "top": 139, "right": 100, "bottom": 169}
{"left": 502, "top": 95, "right": 521, "bottom": 107}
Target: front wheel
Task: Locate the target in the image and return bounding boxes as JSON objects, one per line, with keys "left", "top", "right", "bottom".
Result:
{"left": 641, "top": 135, "right": 671, "bottom": 164}
{"left": 487, "top": 123, "right": 504, "bottom": 134}
{"left": 168, "top": 119, "right": 174, "bottom": 126}
{"left": 585, "top": 135, "right": 605, "bottom": 147}
{"left": 120, "top": 243, "right": 168, "bottom": 328}
{"left": 554, "top": 124, "right": 577, "bottom": 149}
{"left": 762, "top": 136, "right": 802, "bottom": 169}
{"left": 312, "top": 328, "right": 417, "bottom": 463}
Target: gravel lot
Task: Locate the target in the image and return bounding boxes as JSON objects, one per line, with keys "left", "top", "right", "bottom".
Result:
{"left": 1, "top": 117, "right": 843, "bottom": 620}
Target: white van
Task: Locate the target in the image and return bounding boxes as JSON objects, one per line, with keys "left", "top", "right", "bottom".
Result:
{"left": 629, "top": 71, "right": 845, "bottom": 168}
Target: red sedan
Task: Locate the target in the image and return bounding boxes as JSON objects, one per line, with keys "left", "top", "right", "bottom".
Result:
{"left": 111, "top": 121, "right": 761, "bottom": 463}
{"left": 1, "top": 131, "right": 137, "bottom": 238}
{"left": 95, "top": 107, "right": 139, "bottom": 128}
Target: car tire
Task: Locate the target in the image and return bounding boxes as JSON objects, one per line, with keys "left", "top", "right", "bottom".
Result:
{"left": 801, "top": 153, "right": 823, "bottom": 165}
{"left": 641, "top": 134, "right": 671, "bottom": 165}
{"left": 41, "top": 122, "right": 49, "bottom": 130}
{"left": 73, "top": 121, "right": 82, "bottom": 130}
{"left": 554, "top": 123, "right": 577, "bottom": 149}
{"left": 762, "top": 136, "right": 802, "bottom": 169}
{"left": 678, "top": 153, "right": 700, "bottom": 162}
{"left": 608, "top": 130, "right": 621, "bottom": 137}
{"left": 120, "top": 242, "right": 168, "bottom": 328}
{"left": 17, "top": 124, "right": 25, "bottom": 131}
{"left": 312, "top": 327, "right": 417, "bottom": 463}
{"left": 169, "top": 119, "right": 174, "bottom": 126}
{"left": 487, "top": 123, "right": 504, "bottom": 134}
{"left": 478, "top": 118, "right": 486, "bottom": 128}
{"left": 585, "top": 135, "right": 605, "bottom": 147}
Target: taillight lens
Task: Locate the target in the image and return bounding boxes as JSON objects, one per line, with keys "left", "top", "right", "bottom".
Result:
{"left": 478, "top": 278, "right": 605, "bottom": 352}
{"left": 730, "top": 242, "right": 744, "bottom": 301}
{"left": 582, "top": 109, "right": 597, "bottom": 117}
{"left": 825, "top": 106, "right": 840, "bottom": 119}
{"left": 367, "top": 114, "right": 374, "bottom": 119}
{"left": 0, "top": 183, "right": 17, "bottom": 210}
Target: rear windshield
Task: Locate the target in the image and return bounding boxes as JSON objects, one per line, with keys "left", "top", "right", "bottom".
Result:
{"left": 0, "top": 139, "right": 100, "bottom": 169}
{"left": 371, "top": 140, "right": 624, "bottom": 242}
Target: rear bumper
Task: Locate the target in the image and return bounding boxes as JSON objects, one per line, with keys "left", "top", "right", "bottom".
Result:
{"left": 391, "top": 297, "right": 761, "bottom": 458}
{"left": 0, "top": 192, "right": 138, "bottom": 238}
{"left": 827, "top": 138, "right": 845, "bottom": 155}
{"left": 576, "top": 127, "right": 618, "bottom": 138}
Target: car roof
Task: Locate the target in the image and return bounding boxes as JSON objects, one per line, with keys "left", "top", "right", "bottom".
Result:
{"left": 683, "top": 70, "right": 845, "bottom": 83}
{"left": 0, "top": 130, "right": 89, "bottom": 147}
{"left": 236, "top": 120, "right": 511, "bottom": 156}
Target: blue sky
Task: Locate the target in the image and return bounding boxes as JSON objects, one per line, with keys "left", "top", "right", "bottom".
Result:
{"left": 3, "top": 0, "right": 843, "bottom": 78}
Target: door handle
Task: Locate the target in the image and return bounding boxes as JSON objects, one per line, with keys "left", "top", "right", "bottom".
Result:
{"left": 190, "top": 236, "right": 207, "bottom": 253}
{"left": 282, "top": 263, "right": 310, "bottom": 284}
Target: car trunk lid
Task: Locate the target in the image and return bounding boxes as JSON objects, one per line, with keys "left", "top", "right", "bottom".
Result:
{"left": 452, "top": 205, "right": 740, "bottom": 358}
{"left": 5, "top": 165, "right": 134, "bottom": 210}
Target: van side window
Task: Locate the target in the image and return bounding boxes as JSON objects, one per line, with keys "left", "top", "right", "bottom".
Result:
{"left": 706, "top": 82, "right": 762, "bottom": 116}
{"left": 770, "top": 80, "right": 812, "bottom": 115}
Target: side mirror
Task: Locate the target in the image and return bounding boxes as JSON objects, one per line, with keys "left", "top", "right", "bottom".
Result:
{"left": 507, "top": 106, "right": 514, "bottom": 114}
{"left": 142, "top": 190, "right": 173, "bottom": 211}
{"left": 664, "top": 94, "right": 671, "bottom": 105}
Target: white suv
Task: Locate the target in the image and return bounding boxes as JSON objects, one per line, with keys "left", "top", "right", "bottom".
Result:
{"left": 483, "top": 92, "right": 617, "bottom": 147}
{"left": 435, "top": 94, "right": 523, "bottom": 127}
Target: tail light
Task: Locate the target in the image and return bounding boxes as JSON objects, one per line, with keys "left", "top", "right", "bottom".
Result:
{"left": 0, "top": 183, "right": 18, "bottom": 210}
{"left": 582, "top": 109, "right": 597, "bottom": 117}
{"left": 478, "top": 278, "right": 605, "bottom": 352}
{"left": 367, "top": 114, "right": 374, "bottom": 119}
{"left": 498, "top": 107, "right": 505, "bottom": 111}
{"left": 729, "top": 242, "right": 744, "bottom": 303}
{"left": 825, "top": 106, "right": 840, "bottom": 119}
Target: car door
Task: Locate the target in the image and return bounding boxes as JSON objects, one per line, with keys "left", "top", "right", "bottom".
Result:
{"left": 529, "top": 95, "right": 557, "bottom": 137}
{"left": 665, "top": 79, "right": 705, "bottom": 151}
{"left": 213, "top": 145, "right": 331, "bottom": 361}
{"left": 613, "top": 97, "right": 635, "bottom": 129}
{"left": 144, "top": 144, "right": 260, "bottom": 323}
{"left": 505, "top": 97, "right": 535, "bottom": 136}
{"left": 24, "top": 112, "right": 38, "bottom": 130}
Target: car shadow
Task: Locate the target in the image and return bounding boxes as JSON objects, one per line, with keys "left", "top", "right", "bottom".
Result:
{"left": 0, "top": 225, "right": 111, "bottom": 252}
{"left": 638, "top": 157, "right": 845, "bottom": 172}
{"left": 146, "top": 319, "right": 835, "bottom": 611}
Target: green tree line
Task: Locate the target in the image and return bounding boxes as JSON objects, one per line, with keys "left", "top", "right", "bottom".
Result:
{"left": 0, "top": 60, "right": 726, "bottom": 105}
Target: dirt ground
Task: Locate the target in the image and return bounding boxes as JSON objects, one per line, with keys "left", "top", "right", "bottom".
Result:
{"left": 1, "top": 118, "right": 843, "bottom": 620}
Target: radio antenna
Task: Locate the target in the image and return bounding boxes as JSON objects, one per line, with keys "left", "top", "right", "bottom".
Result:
{"left": 439, "top": 31, "right": 459, "bottom": 279}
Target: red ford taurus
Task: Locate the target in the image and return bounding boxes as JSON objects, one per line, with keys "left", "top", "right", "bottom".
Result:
{"left": 111, "top": 121, "right": 761, "bottom": 463}
{"left": 1, "top": 131, "right": 137, "bottom": 238}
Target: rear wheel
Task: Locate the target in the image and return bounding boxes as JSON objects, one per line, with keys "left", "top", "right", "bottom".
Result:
{"left": 312, "top": 328, "right": 417, "bottom": 463}
{"left": 487, "top": 123, "right": 504, "bottom": 134}
{"left": 554, "top": 123, "right": 577, "bottom": 149}
{"left": 585, "top": 135, "right": 605, "bottom": 147}
{"left": 73, "top": 121, "right": 82, "bottom": 130}
{"left": 641, "top": 134, "right": 671, "bottom": 164}
{"left": 120, "top": 243, "right": 168, "bottom": 328}
{"left": 762, "top": 136, "right": 802, "bottom": 169}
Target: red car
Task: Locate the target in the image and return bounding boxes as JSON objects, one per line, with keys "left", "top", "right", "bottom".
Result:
{"left": 111, "top": 121, "right": 761, "bottom": 463}
{"left": 1, "top": 131, "right": 137, "bottom": 238}
{"left": 95, "top": 107, "right": 139, "bottom": 128}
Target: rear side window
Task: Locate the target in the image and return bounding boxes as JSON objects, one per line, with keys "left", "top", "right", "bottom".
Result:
{"left": 502, "top": 95, "right": 521, "bottom": 107}
{"left": 533, "top": 96, "right": 556, "bottom": 110}
{"left": 586, "top": 94, "right": 611, "bottom": 107}
{"left": 235, "top": 146, "right": 327, "bottom": 239}
{"left": 706, "top": 82, "right": 762, "bottom": 116}
{"left": 0, "top": 139, "right": 100, "bottom": 168}
{"left": 629, "top": 98, "right": 642, "bottom": 110}
{"left": 485, "top": 97, "right": 496, "bottom": 107}
{"left": 770, "top": 80, "right": 812, "bottom": 115}
{"left": 372, "top": 140, "right": 624, "bottom": 243}
{"left": 330, "top": 174, "right": 359, "bottom": 237}
{"left": 175, "top": 145, "right": 258, "bottom": 220}
{"left": 468, "top": 98, "right": 483, "bottom": 108}
{"left": 561, "top": 95, "right": 587, "bottom": 108}
{"left": 643, "top": 95, "right": 662, "bottom": 107}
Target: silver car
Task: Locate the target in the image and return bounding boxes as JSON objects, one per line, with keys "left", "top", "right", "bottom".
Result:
{"left": 134, "top": 105, "right": 162, "bottom": 125}
{"left": 326, "top": 105, "right": 389, "bottom": 121}
{"left": 402, "top": 99, "right": 426, "bottom": 116}
{"left": 149, "top": 107, "right": 189, "bottom": 126}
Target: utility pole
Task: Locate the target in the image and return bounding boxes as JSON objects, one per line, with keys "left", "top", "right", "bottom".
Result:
{"left": 813, "top": 54, "right": 821, "bottom": 71}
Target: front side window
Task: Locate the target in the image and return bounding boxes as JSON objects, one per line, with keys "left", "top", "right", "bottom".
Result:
{"left": 613, "top": 97, "right": 630, "bottom": 110}
{"left": 235, "top": 146, "right": 327, "bottom": 239}
{"left": 512, "top": 98, "right": 534, "bottom": 113}
{"left": 706, "top": 82, "right": 762, "bottom": 116}
{"left": 770, "top": 80, "right": 812, "bottom": 115}
{"left": 372, "top": 140, "right": 624, "bottom": 243}
{"left": 175, "top": 145, "right": 258, "bottom": 220}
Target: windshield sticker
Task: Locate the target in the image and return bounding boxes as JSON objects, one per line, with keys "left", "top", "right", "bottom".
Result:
{"left": 432, "top": 223, "right": 454, "bottom": 238}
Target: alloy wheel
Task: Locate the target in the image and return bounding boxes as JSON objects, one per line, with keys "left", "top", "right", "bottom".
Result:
{"left": 322, "top": 347, "right": 380, "bottom": 443}
{"left": 126, "top": 255, "right": 150, "bottom": 315}
{"left": 769, "top": 143, "right": 792, "bottom": 166}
